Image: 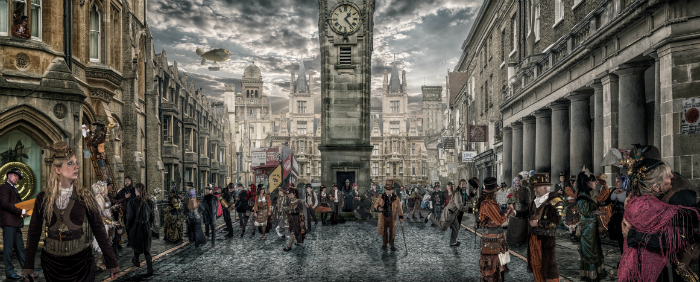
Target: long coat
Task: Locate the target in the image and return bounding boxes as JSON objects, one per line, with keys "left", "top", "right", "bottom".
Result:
{"left": 526, "top": 192, "right": 562, "bottom": 280}
{"left": 126, "top": 197, "right": 155, "bottom": 254}
{"left": 201, "top": 194, "right": 219, "bottom": 225}
{"left": 374, "top": 193, "right": 403, "bottom": 236}
{"left": 434, "top": 188, "right": 469, "bottom": 231}
{"left": 0, "top": 182, "right": 23, "bottom": 227}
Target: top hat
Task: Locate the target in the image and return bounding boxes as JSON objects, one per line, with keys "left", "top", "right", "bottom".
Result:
{"left": 6, "top": 168, "right": 23, "bottom": 180}
{"left": 482, "top": 177, "right": 498, "bottom": 193}
{"left": 468, "top": 177, "right": 479, "bottom": 189}
{"left": 530, "top": 173, "right": 552, "bottom": 187}
{"left": 186, "top": 182, "right": 194, "bottom": 187}
{"left": 559, "top": 172, "right": 566, "bottom": 177}
{"left": 305, "top": 183, "right": 312, "bottom": 188}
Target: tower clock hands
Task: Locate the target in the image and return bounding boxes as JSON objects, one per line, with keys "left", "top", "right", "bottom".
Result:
{"left": 344, "top": 13, "right": 351, "bottom": 27}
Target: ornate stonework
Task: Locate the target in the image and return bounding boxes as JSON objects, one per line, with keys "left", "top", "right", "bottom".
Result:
{"left": 53, "top": 103, "right": 67, "bottom": 119}
{"left": 89, "top": 89, "right": 113, "bottom": 102}
{"left": 15, "top": 53, "right": 29, "bottom": 70}
{"left": 86, "top": 69, "right": 123, "bottom": 87}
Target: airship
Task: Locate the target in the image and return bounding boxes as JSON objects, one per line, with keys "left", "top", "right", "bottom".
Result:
{"left": 196, "top": 48, "right": 231, "bottom": 71}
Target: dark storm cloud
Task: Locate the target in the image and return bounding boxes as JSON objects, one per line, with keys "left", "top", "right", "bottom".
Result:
{"left": 148, "top": 0, "right": 480, "bottom": 113}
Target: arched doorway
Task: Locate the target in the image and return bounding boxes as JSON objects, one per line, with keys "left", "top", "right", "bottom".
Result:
{"left": 0, "top": 105, "right": 66, "bottom": 225}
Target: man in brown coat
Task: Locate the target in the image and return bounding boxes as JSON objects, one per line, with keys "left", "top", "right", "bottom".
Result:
{"left": 525, "top": 173, "right": 563, "bottom": 282}
{"left": 374, "top": 180, "right": 404, "bottom": 251}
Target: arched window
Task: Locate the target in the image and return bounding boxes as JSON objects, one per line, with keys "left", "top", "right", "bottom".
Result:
{"left": 30, "top": 0, "right": 39, "bottom": 39}
{"left": 89, "top": 5, "right": 100, "bottom": 61}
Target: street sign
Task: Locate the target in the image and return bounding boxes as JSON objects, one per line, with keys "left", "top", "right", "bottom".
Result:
{"left": 268, "top": 165, "right": 282, "bottom": 193}
{"left": 467, "top": 125, "right": 488, "bottom": 142}
{"left": 443, "top": 137, "right": 455, "bottom": 149}
{"left": 252, "top": 148, "right": 267, "bottom": 166}
{"left": 266, "top": 148, "right": 279, "bottom": 166}
{"left": 462, "top": 151, "right": 477, "bottom": 162}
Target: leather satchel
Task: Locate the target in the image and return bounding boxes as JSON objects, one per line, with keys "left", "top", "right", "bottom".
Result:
{"left": 481, "top": 241, "right": 501, "bottom": 255}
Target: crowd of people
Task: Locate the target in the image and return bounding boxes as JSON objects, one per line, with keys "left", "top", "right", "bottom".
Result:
{"left": 1, "top": 141, "right": 699, "bottom": 282}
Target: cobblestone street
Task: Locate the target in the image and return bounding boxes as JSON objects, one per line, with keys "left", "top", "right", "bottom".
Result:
{"left": 107, "top": 213, "right": 533, "bottom": 282}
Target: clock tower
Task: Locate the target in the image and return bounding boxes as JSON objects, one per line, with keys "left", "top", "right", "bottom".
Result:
{"left": 318, "top": 0, "right": 375, "bottom": 192}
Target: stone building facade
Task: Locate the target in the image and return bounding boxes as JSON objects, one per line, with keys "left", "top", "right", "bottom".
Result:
{"left": 0, "top": 0, "right": 153, "bottom": 197}
{"left": 151, "top": 52, "right": 233, "bottom": 194}
{"left": 455, "top": 0, "right": 700, "bottom": 186}
{"left": 0, "top": 0, "right": 234, "bottom": 201}
{"left": 225, "top": 63, "right": 272, "bottom": 185}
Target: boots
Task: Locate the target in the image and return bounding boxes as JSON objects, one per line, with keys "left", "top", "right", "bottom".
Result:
{"left": 240, "top": 228, "right": 246, "bottom": 238}
{"left": 145, "top": 258, "right": 154, "bottom": 276}
{"left": 132, "top": 255, "right": 140, "bottom": 268}
{"left": 284, "top": 235, "right": 295, "bottom": 251}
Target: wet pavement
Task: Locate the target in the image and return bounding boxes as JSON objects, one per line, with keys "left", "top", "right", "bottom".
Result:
{"left": 3, "top": 211, "right": 623, "bottom": 282}
{"left": 109, "top": 212, "right": 533, "bottom": 282}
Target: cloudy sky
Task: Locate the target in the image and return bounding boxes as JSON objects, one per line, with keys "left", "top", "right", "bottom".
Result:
{"left": 147, "top": 0, "right": 482, "bottom": 113}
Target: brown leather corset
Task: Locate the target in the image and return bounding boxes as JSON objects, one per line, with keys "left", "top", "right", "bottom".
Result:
{"left": 43, "top": 191, "right": 93, "bottom": 256}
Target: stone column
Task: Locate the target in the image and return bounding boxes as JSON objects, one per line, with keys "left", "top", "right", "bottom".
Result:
{"left": 614, "top": 63, "right": 651, "bottom": 149}
{"left": 511, "top": 122, "right": 523, "bottom": 178}
{"left": 534, "top": 109, "right": 552, "bottom": 175}
{"left": 591, "top": 80, "right": 604, "bottom": 172}
{"left": 601, "top": 73, "right": 620, "bottom": 179}
{"left": 503, "top": 127, "right": 513, "bottom": 181}
{"left": 549, "top": 100, "right": 570, "bottom": 176}
{"left": 648, "top": 52, "right": 661, "bottom": 149}
{"left": 522, "top": 116, "right": 537, "bottom": 173}
{"left": 569, "top": 92, "right": 593, "bottom": 175}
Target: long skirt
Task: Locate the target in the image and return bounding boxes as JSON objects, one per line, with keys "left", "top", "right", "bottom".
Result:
{"left": 578, "top": 218, "right": 605, "bottom": 281}
{"left": 164, "top": 213, "right": 184, "bottom": 242}
{"left": 315, "top": 203, "right": 332, "bottom": 213}
{"left": 289, "top": 213, "right": 305, "bottom": 243}
{"left": 41, "top": 246, "right": 95, "bottom": 282}
{"left": 187, "top": 216, "right": 207, "bottom": 246}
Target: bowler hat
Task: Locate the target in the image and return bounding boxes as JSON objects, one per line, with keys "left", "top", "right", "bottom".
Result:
{"left": 6, "top": 168, "right": 23, "bottom": 180}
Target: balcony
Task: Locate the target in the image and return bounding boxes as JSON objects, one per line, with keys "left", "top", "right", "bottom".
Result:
{"left": 183, "top": 117, "right": 196, "bottom": 126}
{"left": 161, "top": 102, "right": 179, "bottom": 115}
{"left": 199, "top": 128, "right": 209, "bottom": 137}
{"left": 211, "top": 160, "right": 219, "bottom": 171}
{"left": 209, "top": 135, "right": 219, "bottom": 143}
{"left": 199, "top": 157, "right": 210, "bottom": 168}
{"left": 184, "top": 151, "right": 197, "bottom": 164}
{"left": 162, "top": 144, "right": 180, "bottom": 158}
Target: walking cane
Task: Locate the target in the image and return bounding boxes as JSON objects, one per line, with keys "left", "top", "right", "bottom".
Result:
{"left": 400, "top": 220, "right": 408, "bottom": 255}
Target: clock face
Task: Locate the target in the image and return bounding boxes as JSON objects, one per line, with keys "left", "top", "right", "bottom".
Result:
{"left": 330, "top": 4, "right": 361, "bottom": 35}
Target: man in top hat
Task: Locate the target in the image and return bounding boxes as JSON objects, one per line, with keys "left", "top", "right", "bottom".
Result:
{"left": 426, "top": 177, "right": 474, "bottom": 247}
{"left": 304, "top": 184, "right": 318, "bottom": 230}
{"left": 202, "top": 185, "right": 219, "bottom": 247}
{"left": 329, "top": 184, "right": 343, "bottom": 225}
{"left": 523, "top": 173, "right": 563, "bottom": 282}
{"left": 0, "top": 168, "right": 28, "bottom": 279}
{"left": 554, "top": 172, "right": 566, "bottom": 195}
{"left": 430, "top": 182, "right": 446, "bottom": 221}
{"left": 374, "top": 181, "right": 404, "bottom": 251}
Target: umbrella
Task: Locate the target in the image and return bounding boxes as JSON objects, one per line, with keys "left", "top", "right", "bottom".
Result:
{"left": 600, "top": 148, "right": 626, "bottom": 168}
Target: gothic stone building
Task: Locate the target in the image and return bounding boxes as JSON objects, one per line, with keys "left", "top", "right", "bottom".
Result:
{"left": 0, "top": 0, "right": 153, "bottom": 199}
{"left": 455, "top": 0, "right": 700, "bottom": 186}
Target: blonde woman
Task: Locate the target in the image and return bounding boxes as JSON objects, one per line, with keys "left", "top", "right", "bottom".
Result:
{"left": 23, "top": 141, "right": 118, "bottom": 281}
{"left": 91, "top": 180, "right": 117, "bottom": 271}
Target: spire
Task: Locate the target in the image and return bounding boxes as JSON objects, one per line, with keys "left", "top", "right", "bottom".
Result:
{"left": 295, "top": 60, "right": 307, "bottom": 92}
{"left": 389, "top": 60, "right": 401, "bottom": 92}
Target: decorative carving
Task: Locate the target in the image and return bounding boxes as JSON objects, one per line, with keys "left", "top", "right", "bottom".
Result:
{"left": 15, "top": 53, "right": 29, "bottom": 70}
{"left": 86, "top": 68, "right": 123, "bottom": 87}
{"left": 89, "top": 89, "right": 114, "bottom": 101}
{"left": 53, "top": 103, "right": 67, "bottom": 119}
